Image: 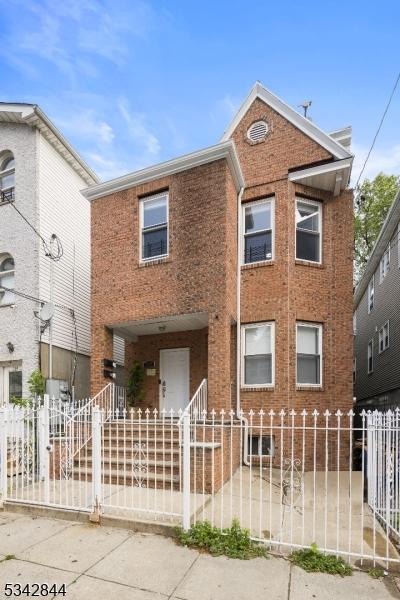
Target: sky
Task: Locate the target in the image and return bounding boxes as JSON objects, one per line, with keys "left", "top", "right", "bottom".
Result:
{"left": 0, "top": 0, "right": 399, "bottom": 184}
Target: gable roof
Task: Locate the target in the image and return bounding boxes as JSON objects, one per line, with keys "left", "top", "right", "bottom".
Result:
{"left": 83, "top": 140, "right": 245, "bottom": 201}
{"left": 221, "top": 82, "right": 353, "bottom": 161}
{"left": 354, "top": 188, "right": 400, "bottom": 307}
{"left": 0, "top": 102, "right": 99, "bottom": 185}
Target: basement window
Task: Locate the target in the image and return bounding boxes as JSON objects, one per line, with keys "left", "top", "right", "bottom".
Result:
{"left": 296, "top": 198, "right": 321, "bottom": 263}
{"left": 140, "top": 192, "right": 168, "bottom": 261}
{"left": 249, "top": 435, "right": 275, "bottom": 457}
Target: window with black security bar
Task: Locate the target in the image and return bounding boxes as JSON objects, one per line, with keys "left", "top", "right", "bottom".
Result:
{"left": 243, "top": 199, "right": 273, "bottom": 264}
{"left": 141, "top": 193, "right": 168, "bottom": 260}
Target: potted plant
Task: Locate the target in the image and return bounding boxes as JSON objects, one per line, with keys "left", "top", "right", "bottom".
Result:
{"left": 127, "top": 360, "right": 145, "bottom": 409}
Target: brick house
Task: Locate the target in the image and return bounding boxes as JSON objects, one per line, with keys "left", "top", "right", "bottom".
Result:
{"left": 85, "top": 82, "right": 354, "bottom": 426}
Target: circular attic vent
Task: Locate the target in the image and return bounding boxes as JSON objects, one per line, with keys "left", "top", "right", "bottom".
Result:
{"left": 247, "top": 120, "right": 268, "bottom": 143}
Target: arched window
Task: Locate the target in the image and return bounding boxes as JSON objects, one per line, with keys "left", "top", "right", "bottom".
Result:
{"left": 0, "top": 254, "right": 15, "bottom": 305}
{"left": 0, "top": 152, "right": 15, "bottom": 202}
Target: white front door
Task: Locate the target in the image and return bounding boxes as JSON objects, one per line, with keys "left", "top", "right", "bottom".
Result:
{"left": 0, "top": 365, "right": 23, "bottom": 405}
{"left": 160, "top": 348, "right": 190, "bottom": 413}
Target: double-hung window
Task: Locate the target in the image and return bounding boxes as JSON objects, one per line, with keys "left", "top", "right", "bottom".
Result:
{"left": 243, "top": 198, "right": 274, "bottom": 264}
{"left": 0, "top": 154, "right": 15, "bottom": 203}
{"left": 379, "top": 321, "right": 389, "bottom": 353}
{"left": 368, "top": 276, "right": 374, "bottom": 313}
{"left": 0, "top": 254, "right": 15, "bottom": 305}
{"left": 242, "top": 322, "right": 274, "bottom": 387}
{"left": 367, "top": 340, "right": 373, "bottom": 374}
{"left": 296, "top": 198, "right": 321, "bottom": 263}
{"left": 140, "top": 192, "right": 168, "bottom": 261}
{"left": 296, "top": 323, "right": 322, "bottom": 386}
{"left": 380, "top": 245, "right": 390, "bottom": 282}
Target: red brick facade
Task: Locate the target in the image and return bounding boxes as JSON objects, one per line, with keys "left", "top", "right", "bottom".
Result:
{"left": 90, "top": 95, "right": 353, "bottom": 426}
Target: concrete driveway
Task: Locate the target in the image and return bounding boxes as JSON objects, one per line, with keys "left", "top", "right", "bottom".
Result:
{"left": 0, "top": 510, "right": 399, "bottom": 600}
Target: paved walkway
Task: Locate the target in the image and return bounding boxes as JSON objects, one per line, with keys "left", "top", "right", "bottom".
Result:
{"left": 0, "top": 510, "right": 399, "bottom": 599}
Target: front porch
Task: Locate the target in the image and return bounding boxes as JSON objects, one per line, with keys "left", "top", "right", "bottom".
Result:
{"left": 97, "top": 311, "right": 236, "bottom": 414}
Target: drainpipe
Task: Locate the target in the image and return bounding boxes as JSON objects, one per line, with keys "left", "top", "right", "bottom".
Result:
{"left": 235, "top": 185, "right": 250, "bottom": 466}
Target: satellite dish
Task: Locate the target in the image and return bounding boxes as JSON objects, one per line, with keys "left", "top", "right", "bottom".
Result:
{"left": 40, "top": 302, "right": 55, "bottom": 322}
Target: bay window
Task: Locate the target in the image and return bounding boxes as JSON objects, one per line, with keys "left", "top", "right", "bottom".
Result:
{"left": 242, "top": 322, "right": 274, "bottom": 387}
{"left": 243, "top": 198, "right": 274, "bottom": 264}
{"left": 296, "top": 323, "right": 322, "bottom": 385}
{"left": 296, "top": 198, "right": 321, "bottom": 263}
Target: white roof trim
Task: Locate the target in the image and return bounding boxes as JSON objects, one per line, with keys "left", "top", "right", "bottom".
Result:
{"left": 83, "top": 140, "right": 245, "bottom": 201}
{"left": 0, "top": 103, "right": 99, "bottom": 185}
{"left": 288, "top": 157, "right": 352, "bottom": 181}
{"left": 288, "top": 157, "right": 353, "bottom": 196}
{"left": 221, "top": 82, "right": 353, "bottom": 161}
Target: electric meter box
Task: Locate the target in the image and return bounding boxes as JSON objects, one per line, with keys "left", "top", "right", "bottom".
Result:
{"left": 46, "top": 379, "right": 70, "bottom": 401}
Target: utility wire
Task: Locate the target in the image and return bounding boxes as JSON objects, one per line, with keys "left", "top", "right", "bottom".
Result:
{"left": 355, "top": 71, "right": 400, "bottom": 190}
{"left": 1, "top": 194, "right": 64, "bottom": 261}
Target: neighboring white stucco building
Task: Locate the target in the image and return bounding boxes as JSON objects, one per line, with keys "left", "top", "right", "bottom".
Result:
{"left": 0, "top": 103, "right": 98, "bottom": 401}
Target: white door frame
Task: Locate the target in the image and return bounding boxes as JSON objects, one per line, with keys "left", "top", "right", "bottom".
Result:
{"left": 159, "top": 348, "right": 190, "bottom": 412}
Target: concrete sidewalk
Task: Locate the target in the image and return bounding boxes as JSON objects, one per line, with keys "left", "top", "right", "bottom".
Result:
{"left": 0, "top": 510, "right": 399, "bottom": 600}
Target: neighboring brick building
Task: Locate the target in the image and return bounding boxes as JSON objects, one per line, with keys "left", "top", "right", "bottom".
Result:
{"left": 85, "top": 83, "right": 354, "bottom": 427}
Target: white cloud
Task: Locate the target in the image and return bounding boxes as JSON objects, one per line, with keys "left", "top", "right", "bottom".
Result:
{"left": 56, "top": 110, "right": 114, "bottom": 145}
{"left": 352, "top": 142, "right": 400, "bottom": 185}
{"left": 0, "top": 0, "right": 155, "bottom": 79}
{"left": 118, "top": 100, "right": 161, "bottom": 156}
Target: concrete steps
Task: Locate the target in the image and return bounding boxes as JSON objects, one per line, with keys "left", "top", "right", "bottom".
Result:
{"left": 73, "top": 420, "right": 182, "bottom": 489}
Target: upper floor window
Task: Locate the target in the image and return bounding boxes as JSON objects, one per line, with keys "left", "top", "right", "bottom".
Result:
{"left": 368, "top": 275, "right": 374, "bottom": 313}
{"left": 379, "top": 245, "right": 390, "bottom": 282}
{"left": 296, "top": 323, "right": 322, "bottom": 386}
{"left": 353, "top": 312, "right": 357, "bottom": 335}
{"left": 0, "top": 153, "right": 15, "bottom": 203}
{"left": 0, "top": 254, "right": 15, "bottom": 305}
{"left": 367, "top": 339, "right": 373, "bottom": 374}
{"left": 379, "top": 321, "right": 389, "bottom": 353}
{"left": 243, "top": 198, "right": 274, "bottom": 264}
{"left": 140, "top": 192, "right": 168, "bottom": 261}
{"left": 242, "top": 322, "right": 274, "bottom": 387}
{"left": 295, "top": 198, "right": 321, "bottom": 263}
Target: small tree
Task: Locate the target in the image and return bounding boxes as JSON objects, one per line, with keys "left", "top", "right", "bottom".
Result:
{"left": 27, "top": 369, "right": 46, "bottom": 398}
{"left": 354, "top": 173, "right": 400, "bottom": 282}
{"left": 127, "top": 361, "right": 145, "bottom": 407}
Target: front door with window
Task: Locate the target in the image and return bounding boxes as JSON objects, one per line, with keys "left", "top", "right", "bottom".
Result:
{"left": 159, "top": 348, "right": 189, "bottom": 413}
{"left": 0, "top": 365, "right": 22, "bottom": 405}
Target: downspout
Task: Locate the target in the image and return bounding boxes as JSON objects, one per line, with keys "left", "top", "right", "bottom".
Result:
{"left": 235, "top": 185, "right": 250, "bottom": 465}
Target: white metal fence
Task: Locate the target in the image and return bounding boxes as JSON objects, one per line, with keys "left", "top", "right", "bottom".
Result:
{"left": 0, "top": 395, "right": 399, "bottom": 567}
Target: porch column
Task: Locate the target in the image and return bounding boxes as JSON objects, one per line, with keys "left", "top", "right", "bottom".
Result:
{"left": 90, "top": 325, "right": 113, "bottom": 395}
{"left": 207, "top": 312, "right": 233, "bottom": 412}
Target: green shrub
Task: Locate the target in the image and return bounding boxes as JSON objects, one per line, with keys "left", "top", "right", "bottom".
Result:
{"left": 368, "top": 567, "right": 385, "bottom": 579}
{"left": 290, "top": 543, "right": 352, "bottom": 576}
{"left": 176, "top": 519, "right": 268, "bottom": 560}
{"left": 10, "top": 396, "right": 30, "bottom": 407}
{"left": 27, "top": 370, "right": 45, "bottom": 398}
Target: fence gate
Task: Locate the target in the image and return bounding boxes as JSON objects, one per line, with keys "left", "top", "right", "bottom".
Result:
{"left": 1, "top": 395, "right": 400, "bottom": 568}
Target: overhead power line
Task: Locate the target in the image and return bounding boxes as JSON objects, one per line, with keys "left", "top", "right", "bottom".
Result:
{"left": 2, "top": 193, "right": 64, "bottom": 261}
{"left": 355, "top": 71, "right": 400, "bottom": 190}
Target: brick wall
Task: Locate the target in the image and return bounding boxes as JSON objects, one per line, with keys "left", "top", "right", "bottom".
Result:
{"left": 91, "top": 94, "right": 353, "bottom": 431}
{"left": 91, "top": 159, "right": 238, "bottom": 412}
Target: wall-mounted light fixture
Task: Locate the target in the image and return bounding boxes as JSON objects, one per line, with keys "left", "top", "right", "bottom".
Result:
{"left": 6, "top": 342, "right": 14, "bottom": 353}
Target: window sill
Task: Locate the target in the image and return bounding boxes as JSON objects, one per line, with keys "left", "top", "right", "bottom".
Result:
{"left": 241, "top": 260, "right": 275, "bottom": 270}
{"left": 0, "top": 303, "right": 15, "bottom": 309}
{"left": 296, "top": 385, "right": 323, "bottom": 392}
{"left": 295, "top": 259, "right": 324, "bottom": 269}
{"left": 139, "top": 256, "right": 170, "bottom": 268}
{"left": 241, "top": 386, "right": 275, "bottom": 392}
